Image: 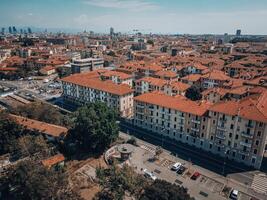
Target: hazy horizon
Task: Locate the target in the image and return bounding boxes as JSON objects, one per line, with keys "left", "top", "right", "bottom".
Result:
{"left": 1, "top": 0, "right": 267, "bottom": 35}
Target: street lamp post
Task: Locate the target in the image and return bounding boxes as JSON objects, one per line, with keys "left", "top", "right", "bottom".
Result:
{"left": 222, "top": 148, "right": 229, "bottom": 176}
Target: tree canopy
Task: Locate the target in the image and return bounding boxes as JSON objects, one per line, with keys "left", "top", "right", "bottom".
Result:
{"left": 66, "top": 102, "right": 119, "bottom": 153}
{"left": 140, "top": 179, "right": 194, "bottom": 200}
{"left": 185, "top": 86, "right": 202, "bottom": 101}
{"left": 0, "top": 111, "right": 23, "bottom": 155}
{"left": 5, "top": 159, "right": 80, "bottom": 200}
{"left": 13, "top": 101, "right": 70, "bottom": 127}
{"left": 95, "top": 164, "right": 148, "bottom": 200}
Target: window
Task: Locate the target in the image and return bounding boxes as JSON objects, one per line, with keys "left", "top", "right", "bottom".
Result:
{"left": 214, "top": 112, "right": 217, "bottom": 116}
{"left": 242, "top": 155, "right": 245, "bottom": 160}
{"left": 229, "top": 133, "right": 232, "bottom": 138}
{"left": 213, "top": 120, "right": 216, "bottom": 124}
{"left": 254, "top": 149, "right": 257, "bottom": 154}
{"left": 179, "top": 134, "right": 182, "bottom": 138}
{"left": 252, "top": 158, "right": 256, "bottom": 164}
{"left": 230, "top": 124, "right": 234, "bottom": 130}
{"left": 217, "top": 147, "right": 220, "bottom": 152}
{"left": 259, "top": 122, "right": 263, "bottom": 127}
{"left": 193, "top": 139, "right": 196, "bottom": 143}
{"left": 186, "top": 136, "right": 189, "bottom": 141}
{"left": 255, "top": 140, "right": 259, "bottom": 146}
{"left": 228, "top": 141, "right": 231, "bottom": 146}
{"left": 211, "top": 136, "right": 214, "bottom": 140}
{"left": 202, "top": 125, "right": 205, "bottom": 130}
{"left": 257, "top": 131, "right": 261, "bottom": 137}
{"left": 235, "top": 134, "right": 239, "bottom": 140}
{"left": 209, "top": 144, "right": 212, "bottom": 149}
{"left": 232, "top": 116, "right": 235, "bottom": 120}
{"left": 201, "top": 133, "right": 204, "bottom": 137}
{"left": 174, "top": 124, "right": 176, "bottom": 129}
{"left": 232, "top": 152, "right": 236, "bottom": 157}
{"left": 200, "top": 141, "right": 203, "bottom": 146}
{"left": 174, "top": 117, "right": 177, "bottom": 122}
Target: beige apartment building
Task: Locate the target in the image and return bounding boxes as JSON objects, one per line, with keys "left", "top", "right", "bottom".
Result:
{"left": 133, "top": 91, "right": 267, "bottom": 169}
{"left": 61, "top": 72, "right": 134, "bottom": 118}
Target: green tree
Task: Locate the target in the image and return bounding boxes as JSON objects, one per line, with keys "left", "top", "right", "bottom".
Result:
{"left": 67, "top": 102, "right": 119, "bottom": 153}
{"left": 140, "top": 179, "right": 194, "bottom": 200}
{"left": 185, "top": 86, "right": 202, "bottom": 101}
{"left": 11, "top": 135, "right": 51, "bottom": 159}
{"left": 6, "top": 159, "right": 80, "bottom": 200}
{"left": 0, "top": 111, "right": 22, "bottom": 155}
{"left": 95, "top": 164, "right": 148, "bottom": 200}
{"left": 14, "top": 101, "right": 70, "bottom": 127}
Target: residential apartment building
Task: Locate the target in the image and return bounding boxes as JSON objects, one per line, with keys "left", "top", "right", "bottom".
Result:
{"left": 101, "top": 70, "right": 133, "bottom": 88}
{"left": 71, "top": 57, "right": 104, "bottom": 74}
{"left": 133, "top": 91, "right": 267, "bottom": 169}
{"left": 61, "top": 72, "right": 134, "bottom": 117}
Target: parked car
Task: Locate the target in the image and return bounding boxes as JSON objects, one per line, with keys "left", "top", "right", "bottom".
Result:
{"left": 229, "top": 189, "right": 239, "bottom": 200}
{"left": 191, "top": 171, "right": 201, "bottom": 180}
{"left": 171, "top": 162, "right": 182, "bottom": 171}
{"left": 176, "top": 166, "right": 186, "bottom": 175}
{"left": 143, "top": 169, "right": 157, "bottom": 181}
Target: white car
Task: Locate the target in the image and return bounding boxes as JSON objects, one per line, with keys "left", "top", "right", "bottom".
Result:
{"left": 171, "top": 162, "right": 182, "bottom": 171}
{"left": 229, "top": 189, "right": 239, "bottom": 200}
{"left": 143, "top": 169, "right": 157, "bottom": 181}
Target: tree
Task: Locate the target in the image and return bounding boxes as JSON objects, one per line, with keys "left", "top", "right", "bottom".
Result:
{"left": 95, "top": 164, "right": 148, "bottom": 200}
{"left": 140, "top": 179, "right": 194, "bottom": 200}
{"left": 5, "top": 159, "right": 80, "bottom": 200}
{"left": 11, "top": 135, "right": 51, "bottom": 159}
{"left": 66, "top": 102, "right": 119, "bottom": 153}
{"left": 185, "top": 86, "right": 202, "bottom": 101}
{"left": 14, "top": 101, "right": 70, "bottom": 127}
{"left": 0, "top": 111, "right": 22, "bottom": 155}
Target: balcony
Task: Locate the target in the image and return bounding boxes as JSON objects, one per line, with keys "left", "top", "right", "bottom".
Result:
{"left": 216, "top": 134, "right": 226, "bottom": 140}
{"left": 240, "top": 141, "right": 252, "bottom": 148}
{"left": 191, "top": 119, "right": 201, "bottom": 124}
{"left": 191, "top": 127, "right": 200, "bottom": 132}
{"left": 238, "top": 150, "right": 250, "bottom": 156}
{"left": 178, "top": 114, "right": 185, "bottom": 119}
{"left": 136, "top": 104, "right": 145, "bottom": 108}
{"left": 246, "top": 123, "right": 254, "bottom": 128}
{"left": 241, "top": 132, "right": 253, "bottom": 139}
{"left": 217, "top": 125, "right": 226, "bottom": 131}
{"left": 219, "top": 117, "right": 227, "bottom": 122}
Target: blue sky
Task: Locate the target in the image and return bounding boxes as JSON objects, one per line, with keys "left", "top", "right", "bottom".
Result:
{"left": 1, "top": 0, "right": 267, "bottom": 34}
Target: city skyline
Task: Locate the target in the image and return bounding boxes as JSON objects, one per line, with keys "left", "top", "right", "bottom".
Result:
{"left": 1, "top": 0, "right": 267, "bottom": 34}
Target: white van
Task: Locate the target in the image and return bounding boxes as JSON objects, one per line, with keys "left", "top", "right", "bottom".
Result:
{"left": 143, "top": 169, "right": 157, "bottom": 181}
{"left": 229, "top": 189, "right": 239, "bottom": 200}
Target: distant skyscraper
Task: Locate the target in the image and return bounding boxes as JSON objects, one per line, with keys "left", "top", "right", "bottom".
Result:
{"left": 110, "top": 27, "right": 114, "bottom": 36}
{"left": 28, "top": 27, "right": 32, "bottom": 34}
{"left": 20, "top": 29, "right": 23, "bottom": 34}
{"left": 236, "top": 29, "right": 241, "bottom": 36}
{"left": 8, "top": 26, "right": 12, "bottom": 34}
{"left": 12, "top": 26, "right": 17, "bottom": 34}
{"left": 1, "top": 28, "right": 5, "bottom": 35}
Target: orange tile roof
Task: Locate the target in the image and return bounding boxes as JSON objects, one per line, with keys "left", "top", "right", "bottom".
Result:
{"left": 137, "top": 77, "right": 167, "bottom": 87}
{"left": 202, "top": 70, "right": 229, "bottom": 81}
{"left": 210, "top": 92, "right": 267, "bottom": 123}
{"left": 102, "top": 70, "right": 132, "bottom": 80}
{"left": 41, "top": 65, "right": 55, "bottom": 72}
{"left": 155, "top": 70, "right": 177, "bottom": 78}
{"left": 10, "top": 114, "right": 68, "bottom": 138}
{"left": 41, "top": 154, "right": 65, "bottom": 168}
{"left": 61, "top": 72, "right": 133, "bottom": 96}
{"left": 134, "top": 92, "right": 210, "bottom": 116}
{"left": 181, "top": 74, "right": 202, "bottom": 82}
{"left": 167, "top": 81, "right": 191, "bottom": 92}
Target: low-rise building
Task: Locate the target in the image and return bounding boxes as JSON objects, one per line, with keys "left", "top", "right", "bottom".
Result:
{"left": 61, "top": 72, "right": 134, "bottom": 117}
{"left": 71, "top": 57, "right": 104, "bottom": 74}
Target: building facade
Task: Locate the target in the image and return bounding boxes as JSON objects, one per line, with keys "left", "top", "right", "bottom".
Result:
{"left": 133, "top": 92, "right": 267, "bottom": 169}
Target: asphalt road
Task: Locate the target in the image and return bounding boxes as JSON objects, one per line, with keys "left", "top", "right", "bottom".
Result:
{"left": 119, "top": 122, "right": 257, "bottom": 177}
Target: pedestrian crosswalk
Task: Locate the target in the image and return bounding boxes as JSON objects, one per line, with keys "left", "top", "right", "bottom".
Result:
{"left": 251, "top": 173, "right": 267, "bottom": 194}
{"left": 140, "top": 144, "right": 155, "bottom": 154}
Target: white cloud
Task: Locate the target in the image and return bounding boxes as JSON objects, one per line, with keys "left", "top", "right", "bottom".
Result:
{"left": 83, "top": 0, "right": 159, "bottom": 11}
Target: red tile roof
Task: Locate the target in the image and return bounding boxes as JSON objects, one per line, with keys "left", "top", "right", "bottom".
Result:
{"left": 61, "top": 72, "right": 133, "bottom": 96}
{"left": 41, "top": 154, "right": 65, "bottom": 168}
{"left": 134, "top": 92, "right": 210, "bottom": 116}
{"left": 10, "top": 114, "right": 68, "bottom": 138}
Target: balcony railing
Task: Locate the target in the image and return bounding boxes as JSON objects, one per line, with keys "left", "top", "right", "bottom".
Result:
{"left": 245, "top": 123, "right": 253, "bottom": 128}
{"left": 191, "top": 119, "right": 201, "bottom": 124}
{"left": 241, "top": 132, "right": 253, "bottom": 139}
{"left": 191, "top": 127, "right": 200, "bottom": 132}
{"left": 240, "top": 141, "right": 252, "bottom": 148}
{"left": 216, "top": 134, "right": 226, "bottom": 140}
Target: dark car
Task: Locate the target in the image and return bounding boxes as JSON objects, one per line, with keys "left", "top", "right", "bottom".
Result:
{"left": 176, "top": 166, "right": 186, "bottom": 175}
{"left": 191, "top": 171, "right": 201, "bottom": 180}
